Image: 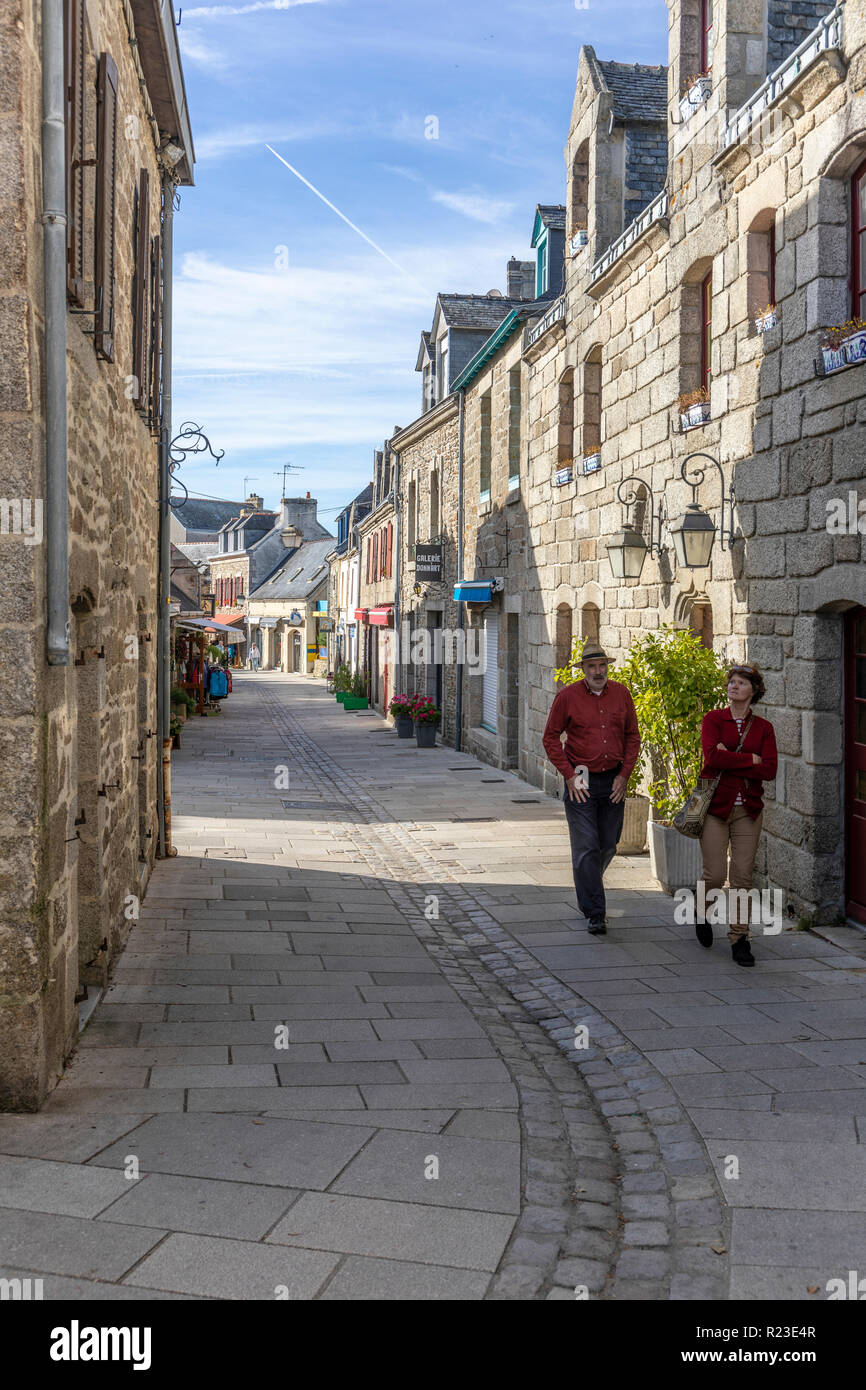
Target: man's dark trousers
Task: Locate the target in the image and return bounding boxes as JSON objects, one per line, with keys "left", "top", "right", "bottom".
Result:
{"left": 563, "top": 766, "right": 625, "bottom": 921}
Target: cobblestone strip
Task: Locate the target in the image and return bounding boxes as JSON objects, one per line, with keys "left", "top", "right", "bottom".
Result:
{"left": 257, "top": 687, "right": 730, "bottom": 1300}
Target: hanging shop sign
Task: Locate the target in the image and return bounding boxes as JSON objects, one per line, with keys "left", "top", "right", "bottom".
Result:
{"left": 415, "top": 543, "right": 443, "bottom": 582}
{"left": 318, "top": 618, "right": 334, "bottom": 632}
{"left": 289, "top": 610, "right": 303, "bottom": 625}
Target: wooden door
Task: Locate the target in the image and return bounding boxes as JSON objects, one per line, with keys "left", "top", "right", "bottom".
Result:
{"left": 845, "top": 607, "right": 866, "bottom": 924}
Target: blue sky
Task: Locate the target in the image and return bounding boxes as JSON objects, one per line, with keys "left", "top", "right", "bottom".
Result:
{"left": 172, "top": 0, "right": 668, "bottom": 528}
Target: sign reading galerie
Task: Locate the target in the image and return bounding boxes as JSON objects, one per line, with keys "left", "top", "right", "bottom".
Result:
{"left": 414, "top": 543, "right": 443, "bottom": 581}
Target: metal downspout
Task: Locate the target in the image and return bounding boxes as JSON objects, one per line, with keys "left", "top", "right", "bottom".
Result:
{"left": 157, "top": 176, "right": 176, "bottom": 857}
{"left": 455, "top": 388, "right": 465, "bottom": 752}
{"left": 392, "top": 447, "right": 401, "bottom": 692}
{"left": 42, "top": 0, "right": 70, "bottom": 666}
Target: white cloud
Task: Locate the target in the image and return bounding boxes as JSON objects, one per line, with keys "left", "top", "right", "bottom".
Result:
{"left": 183, "top": 0, "right": 330, "bottom": 16}
{"left": 177, "top": 28, "right": 229, "bottom": 71}
{"left": 430, "top": 189, "right": 517, "bottom": 224}
{"left": 195, "top": 120, "right": 341, "bottom": 161}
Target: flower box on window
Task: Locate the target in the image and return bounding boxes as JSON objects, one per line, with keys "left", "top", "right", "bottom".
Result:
{"left": 819, "top": 320, "right": 866, "bottom": 374}
{"left": 554, "top": 463, "right": 574, "bottom": 486}
{"left": 678, "top": 73, "right": 711, "bottom": 123}
{"left": 582, "top": 451, "right": 602, "bottom": 475}
{"left": 678, "top": 388, "right": 710, "bottom": 430}
{"left": 570, "top": 229, "right": 588, "bottom": 254}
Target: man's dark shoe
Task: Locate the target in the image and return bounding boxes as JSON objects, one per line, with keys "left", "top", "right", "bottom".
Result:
{"left": 587, "top": 917, "right": 607, "bottom": 935}
{"left": 731, "top": 937, "right": 755, "bottom": 967}
{"left": 695, "top": 921, "right": 713, "bottom": 948}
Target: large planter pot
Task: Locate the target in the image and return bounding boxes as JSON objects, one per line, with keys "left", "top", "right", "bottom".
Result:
{"left": 415, "top": 721, "right": 438, "bottom": 748}
{"left": 395, "top": 716, "right": 414, "bottom": 738}
{"left": 648, "top": 820, "right": 703, "bottom": 895}
{"left": 617, "top": 796, "right": 649, "bottom": 855}
{"left": 343, "top": 695, "right": 369, "bottom": 710}
{"left": 335, "top": 691, "right": 348, "bottom": 703}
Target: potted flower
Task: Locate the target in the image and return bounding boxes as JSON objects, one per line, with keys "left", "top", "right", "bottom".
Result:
{"left": 834, "top": 317, "right": 866, "bottom": 365}
{"left": 678, "top": 386, "right": 710, "bottom": 430}
{"left": 582, "top": 449, "right": 602, "bottom": 475}
{"left": 571, "top": 228, "right": 588, "bottom": 253}
{"left": 754, "top": 302, "right": 778, "bottom": 334}
{"left": 555, "top": 635, "right": 649, "bottom": 853}
{"left": 389, "top": 694, "right": 415, "bottom": 738}
{"left": 343, "top": 670, "right": 369, "bottom": 710}
{"left": 679, "top": 71, "right": 712, "bottom": 123}
{"left": 410, "top": 695, "right": 441, "bottom": 748}
{"left": 170, "top": 714, "right": 183, "bottom": 750}
{"left": 614, "top": 626, "right": 729, "bottom": 893}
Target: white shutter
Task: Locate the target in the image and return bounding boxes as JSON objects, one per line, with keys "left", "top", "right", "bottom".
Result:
{"left": 481, "top": 611, "right": 499, "bottom": 733}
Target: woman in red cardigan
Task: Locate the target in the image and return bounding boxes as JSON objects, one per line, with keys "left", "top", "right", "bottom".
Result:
{"left": 697, "top": 662, "right": 778, "bottom": 967}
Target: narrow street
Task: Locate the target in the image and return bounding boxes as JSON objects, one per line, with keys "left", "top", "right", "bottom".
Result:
{"left": 1, "top": 673, "right": 865, "bottom": 1300}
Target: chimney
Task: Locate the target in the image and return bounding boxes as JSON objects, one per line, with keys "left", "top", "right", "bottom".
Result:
{"left": 240, "top": 492, "right": 263, "bottom": 515}
{"left": 280, "top": 495, "right": 319, "bottom": 547}
{"left": 507, "top": 257, "right": 536, "bottom": 300}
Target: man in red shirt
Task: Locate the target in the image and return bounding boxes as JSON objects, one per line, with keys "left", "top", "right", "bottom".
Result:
{"left": 542, "top": 642, "right": 640, "bottom": 934}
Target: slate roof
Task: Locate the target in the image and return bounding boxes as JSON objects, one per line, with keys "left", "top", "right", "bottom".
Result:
{"left": 436, "top": 293, "right": 531, "bottom": 331}
{"left": 336, "top": 483, "right": 374, "bottom": 524}
{"left": 535, "top": 205, "right": 567, "bottom": 231}
{"left": 598, "top": 61, "right": 668, "bottom": 123}
{"left": 174, "top": 540, "right": 218, "bottom": 568}
{"left": 248, "top": 539, "right": 334, "bottom": 602}
{"left": 218, "top": 510, "right": 277, "bottom": 536}
{"left": 170, "top": 498, "right": 245, "bottom": 535}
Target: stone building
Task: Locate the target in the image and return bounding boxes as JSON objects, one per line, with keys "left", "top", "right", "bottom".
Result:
{"left": 326, "top": 483, "right": 372, "bottom": 678}
{"left": 0, "top": 0, "right": 193, "bottom": 1106}
{"left": 356, "top": 446, "right": 398, "bottom": 713}
{"left": 449, "top": 0, "right": 865, "bottom": 927}
{"left": 247, "top": 539, "right": 332, "bottom": 673}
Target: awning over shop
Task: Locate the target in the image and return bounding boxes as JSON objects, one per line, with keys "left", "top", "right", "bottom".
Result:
{"left": 214, "top": 609, "right": 246, "bottom": 627}
{"left": 354, "top": 608, "right": 369, "bottom": 621}
{"left": 453, "top": 581, "right": 493, "bottom": 603}
{"left": 174, "top": 617, "right": 247, "bottom": 643}
{"left": 256, "top": 617, "right": 278, "bottom": 629}
{"left": 368, "top": 605, "right": 394, "bottom": 627}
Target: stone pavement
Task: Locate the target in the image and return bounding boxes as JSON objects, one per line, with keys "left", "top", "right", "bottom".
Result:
{"left": 1, "top": 672, "right": 865, "bottom": 1300}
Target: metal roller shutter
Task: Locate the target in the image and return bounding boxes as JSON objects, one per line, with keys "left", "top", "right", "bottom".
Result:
{"left": 481, "top": 611, "right": 499, "bottom": 733}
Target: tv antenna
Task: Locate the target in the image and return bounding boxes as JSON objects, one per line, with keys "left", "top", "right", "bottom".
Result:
{"left": 274, "top": 462, "right": 305, "bottom": 497}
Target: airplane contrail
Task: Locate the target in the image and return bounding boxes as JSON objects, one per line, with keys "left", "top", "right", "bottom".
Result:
{"left": 266, "top": 145, "right": 429, "bottom": 294}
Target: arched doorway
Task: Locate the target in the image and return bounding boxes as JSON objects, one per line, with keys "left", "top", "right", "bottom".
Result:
{"left": 845, "top": 607, "right": 866, "bottom": 923}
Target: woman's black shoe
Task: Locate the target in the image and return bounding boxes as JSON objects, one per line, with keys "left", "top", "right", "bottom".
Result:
{"left": 587, "top": 918, "right": 607, "bottom": 935}
{"left": 731, "top": 938, "right": 755, "bottom": 967}
{"left": 695, "top": 922, "right": 713, "bottom": 948}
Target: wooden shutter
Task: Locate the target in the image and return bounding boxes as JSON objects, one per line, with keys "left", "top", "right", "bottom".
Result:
{"left": 65, "top": 0, "right": 87, "bottom": 303}
{"left": 386, "top": 522, "right": 393, "bottom": 578}
{"left": 132, "top": 169, "right": 150, "bottom": 403}
{"left": 94, "top": 52, "right": 118, "bottom": 360}
{"left": 149, "top": 233, "right": 162, "bottom": 430}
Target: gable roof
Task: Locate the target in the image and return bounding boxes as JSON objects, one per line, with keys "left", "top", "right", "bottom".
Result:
{"left": 171, "top": 497, "right": 246, "bottom": 535}
{"left": 249, "top": 539, "right": 334, "bottom": 601}
{"left": 415, "top": 331, "right": 434, "bottom": 371}
{"left": 431, "top": 293, "right": 530, "bottom": 337}
{"left": 598, "top": 60, "right": 668, "bottom": 123}
{"left": 531, "top": 204, "right": 567, "bottom": 247}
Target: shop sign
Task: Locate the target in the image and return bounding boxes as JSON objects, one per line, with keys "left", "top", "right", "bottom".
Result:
{"left": 415, "top": 543, "right": 443, "bottom": 581}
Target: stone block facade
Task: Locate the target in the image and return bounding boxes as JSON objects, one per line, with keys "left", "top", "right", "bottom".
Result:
{"left": 439, "top": 0, "right": 865, "bottom": 925}
{"left": 0, "top": 0, "right": 191, "bottom": 1108}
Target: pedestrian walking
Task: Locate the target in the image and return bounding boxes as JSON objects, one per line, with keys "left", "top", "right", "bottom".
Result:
{"left": 542, "top": 642, "right": 641, "bottom": 935}
{"left": 697, "top": 662, "right": 778, "bottom": 967}
{"left": 249, "top": 642, "right": 260, "bottom": 672}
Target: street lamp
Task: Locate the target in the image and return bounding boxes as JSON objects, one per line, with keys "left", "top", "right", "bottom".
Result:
{"left": 606, "top": 477, "right": 666, "bottom": 582}
{"left": 669, "top": 452, "right": 736, "bottom": 569}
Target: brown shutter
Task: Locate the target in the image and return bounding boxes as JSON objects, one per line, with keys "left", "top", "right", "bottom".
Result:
{"left": 94, "top": 52, "right": 118, "bottom": 360}
{"left": 149, "top": 233, "right": 162, "bottom": 430}
{"left": 132, "top": 169, "right": 150, "bottom": 405}
{"left": 65, "top": 0, "right": 87, "bottom": 303}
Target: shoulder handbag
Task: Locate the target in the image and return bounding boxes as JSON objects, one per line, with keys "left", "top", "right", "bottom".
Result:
{"left": 672, "top": 712, "right": 753, "bottom": 839}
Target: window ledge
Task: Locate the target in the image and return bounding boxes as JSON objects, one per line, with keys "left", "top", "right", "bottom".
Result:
{"left": 506, "top": 484, "right": 521, "bottom": 504}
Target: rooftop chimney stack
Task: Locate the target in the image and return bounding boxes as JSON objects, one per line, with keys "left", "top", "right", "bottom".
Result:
{"left": 507, "top": 257, "right": 536, "bottom": 300}
{"left": 280, "top": 495, "right": 319, "bottom": 547}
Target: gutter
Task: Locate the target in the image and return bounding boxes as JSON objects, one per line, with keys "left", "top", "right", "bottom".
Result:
{"left": 156, "top": 173, "right": 176, "bottom": 857}
{"left": 43, "top": 0, "right": 70, "bottom": 666}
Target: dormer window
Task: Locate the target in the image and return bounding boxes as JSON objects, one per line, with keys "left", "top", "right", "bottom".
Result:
{"left": 536, "top": 230, "right": 550, "bottom": 296}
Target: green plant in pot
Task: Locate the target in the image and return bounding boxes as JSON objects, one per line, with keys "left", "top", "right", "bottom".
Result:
{"left": 614, "top": 625, "right": 728, "bottom": 891}
{"left": 334, "top": 663, "right": 353, "bottom": 701}
{"left": 170, "top": 685, "right": 195, "bottom": 723}
{"left": 343, "top": 669, "right": 369, "bottom": 710}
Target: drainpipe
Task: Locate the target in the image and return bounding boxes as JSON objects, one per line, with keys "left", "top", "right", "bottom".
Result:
{"left": 455, "top": 388, "right": 465, "bottom": 751}
{"left": 156, "top": 174, "right": 176, "bottom": 857}
{"left": 42, "top": 0, "right": 70, "bottom": 666}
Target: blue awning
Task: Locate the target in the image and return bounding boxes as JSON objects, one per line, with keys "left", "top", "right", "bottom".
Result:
{"left": 453, "top": 581, "right": 493, "bottom": 603}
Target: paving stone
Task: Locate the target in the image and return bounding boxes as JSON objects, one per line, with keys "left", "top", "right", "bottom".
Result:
{"left": 125, "top": 1232, "right": 337, "bottom": 1299}
{"left": 0, "top": 1208, "right": 164, "bottom": 1279}
{"left": 330, "top": 1130, "right": 520, "bottom": 1214}
{"left": 615, "top": 1248, "right": 671, "bottom": 1280}
{"left": 99, "top": 1173, "right": 298, "bottom": 1239}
